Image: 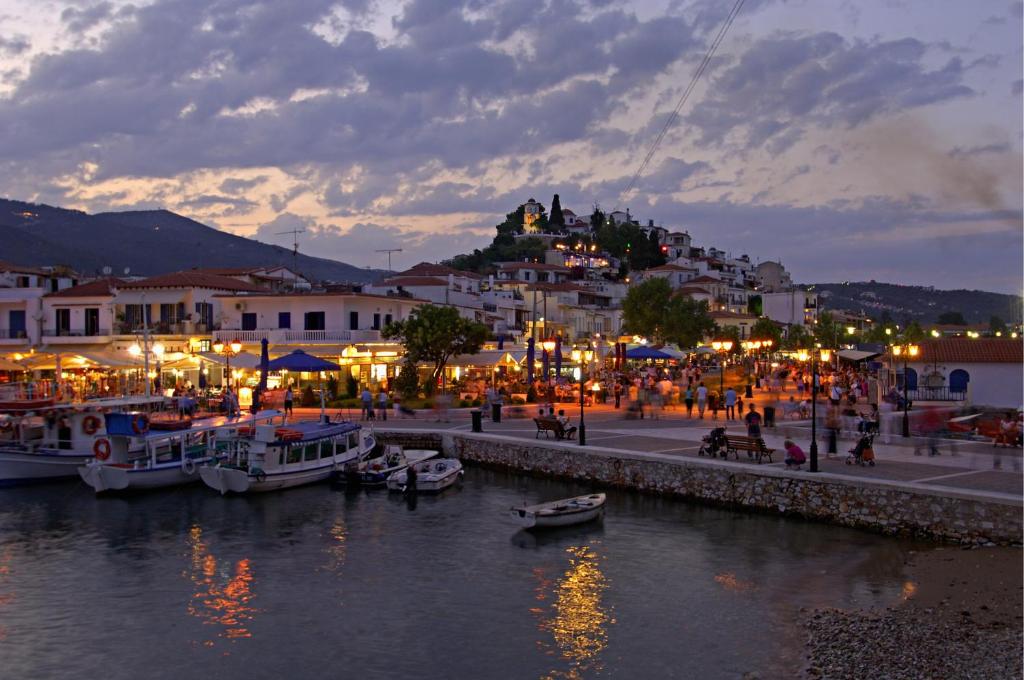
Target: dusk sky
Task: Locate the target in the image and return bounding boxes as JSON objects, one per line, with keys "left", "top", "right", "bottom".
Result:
{"left": 1, "top": 0, "right": 1021, "bottom": 292}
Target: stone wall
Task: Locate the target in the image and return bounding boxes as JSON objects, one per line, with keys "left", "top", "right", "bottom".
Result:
{"left": 376, "top": 430, "right": 1023, "bottom": 545}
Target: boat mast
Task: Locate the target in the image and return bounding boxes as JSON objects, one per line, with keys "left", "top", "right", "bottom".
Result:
{"left": 142, "top": 293, "right": 151, "bottom": 399}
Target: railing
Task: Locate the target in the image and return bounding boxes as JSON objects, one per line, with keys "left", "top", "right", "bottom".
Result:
{"left": 42, "top": 328, "right": 112, "bottom": 338}
{"left": 281, "top": 330, "right": 354, "bottom": 343}
{"left": 908, "top": 387, "right": 967, "bottom": 402}
{"left": 0, "top": 328, "right": 28, "bottom": 340}
{"left": 213, "top": 329, "right": 380, "bottom": 345}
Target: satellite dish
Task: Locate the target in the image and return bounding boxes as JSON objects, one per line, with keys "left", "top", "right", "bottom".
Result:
{"left": 123, "top": 267, "right": 131, "bottom": 275}
{"left": 102, "top": 266, "right": 112, "bottom": 275}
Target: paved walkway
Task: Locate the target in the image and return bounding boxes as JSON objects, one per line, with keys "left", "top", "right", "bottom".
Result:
{"left": 289, "top": 404, "right": 1023, "bottom": 500}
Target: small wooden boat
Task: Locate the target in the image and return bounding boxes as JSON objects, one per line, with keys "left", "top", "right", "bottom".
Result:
{"left": 510, "top": 493, "right": 606, "bottom": 529}
{"left": 358, "top": 445, "right": 438, "bottom": 487}
{"left": 386, "top": 458, "right": 463, "bottom": 493}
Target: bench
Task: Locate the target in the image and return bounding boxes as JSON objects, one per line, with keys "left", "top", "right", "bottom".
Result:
{"left": 723, "top": 435, "right": 775, "bottom": 464}
{"left": 534, "top": 417, "right": 575, "bottom": 440}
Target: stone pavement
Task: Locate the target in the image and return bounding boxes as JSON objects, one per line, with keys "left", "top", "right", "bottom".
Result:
{"left": 291, "top": 403, "right": 1023, "bottom": 500}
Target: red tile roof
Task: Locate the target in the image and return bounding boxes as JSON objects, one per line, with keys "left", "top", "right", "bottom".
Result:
{"left": 690, "top": 275, "right": 723, "bottom": 283}
{"left": 645, "top": 264, "right": 697, "bottom": 272}
{"left": 498, "top": 262, "right": 569, "bottom": 271}
{"left": 120, "top": 272, "right": 267, "bottom": 292}
{"left": 676, "top": 286, "right": 711, "bottom": 295}
{"left": 379, "top": 276, "right": 448, "bottom": 287}
{"left": 525, "top": 282, "right": 589, "bottom": 293}
{"left": 45, "top": 278, "right": 124, "bottom": 298}
{"left": 0, "top": 260, "right": 49, "bottom": 276}
{"left": 400, "top": 262, "right": 482, "bottom": 279}
{"left": 191, "top": 267, "right": 263, "bottom": 276}
{"left": 915, "top": 338, "right": 1023, "bottom": 364}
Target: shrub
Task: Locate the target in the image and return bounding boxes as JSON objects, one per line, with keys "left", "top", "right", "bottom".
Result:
{"left": 459, "top": 399, "right": 470, "bottom": 408}
{"left": 527, "top": 386, "right": 537, "bottom": 403}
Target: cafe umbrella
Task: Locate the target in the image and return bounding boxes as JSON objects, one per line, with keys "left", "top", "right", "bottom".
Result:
{"left": 266, "top": 350, "right": 341, "bottom": 421}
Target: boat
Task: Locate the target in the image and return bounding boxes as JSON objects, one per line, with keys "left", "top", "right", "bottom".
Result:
{"left": 510, "top": 493, "right": 606, "bottom": 529}
{"left": 199, "top": 420, "right": 375, "bottom": 494}
{"left": 0, "top": 395, "right": 169, "bottom": 485}
{"left": 358, "top": 445, "right": 439, "bottom": 487}
{"left": 386, "top": 458, "right": 463, "bottom": 493}
{"left": 78, "top": 411, "right": 284, "bottom": 493}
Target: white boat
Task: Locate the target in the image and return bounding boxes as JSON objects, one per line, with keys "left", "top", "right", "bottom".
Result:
{"left": 358, "top": 445, "right": 439, "bottom": 487}
{"left": 200, "top": 420, "right": 375, "bottom": 494}
{"left": 510, "top": 493, "right": 606, "bottom": 529}
{"left": 386, "top": 458, "right": 463, "bottom": 493}
{"left": 78, "top": 411, "right": 283, "bottom": 493}
{"left": 0, "top": 395, "right": 168, "bottom": 486}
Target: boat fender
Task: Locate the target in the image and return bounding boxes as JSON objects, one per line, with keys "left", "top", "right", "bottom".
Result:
{"left": 82, "top": 415, "right": 101, "bottom": 435}
{"left": 182, "top": 456, "right": 196, "bottom": 475}
{"left": 131, "top": 413, "right": 150, "bottom": 435}
{"left": 612, "top": 458, "right": 623, "bottom": 473}
{"left": 0, "top": 419, "right": 12, "bottom": 433}
{"left": 253, "top": 468, "right": 267, "bottom": 483}
{"left": 93, "top": 438, "right": 112, "bottom": 461}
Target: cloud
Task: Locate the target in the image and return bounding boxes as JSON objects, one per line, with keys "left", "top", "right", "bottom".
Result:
{"left": 0, "top": 34, "right": 30, "bottom": 56}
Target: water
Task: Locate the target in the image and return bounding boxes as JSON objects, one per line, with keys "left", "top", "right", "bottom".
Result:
{"left": 0, "top": 468, "right": 920, "bottom": 679}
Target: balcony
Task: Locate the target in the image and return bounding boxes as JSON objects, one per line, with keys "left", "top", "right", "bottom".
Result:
{"left": 213, "top": 329, "right": 383, "bottom": 345}
{"left": 0, "top": 328, "right": 29, "bottom": 345}
{"left": 908, "top": 387, "right": 967, "bottom": 402}
{"left": 42, "top": 329, "right": 112, "bottom": 343}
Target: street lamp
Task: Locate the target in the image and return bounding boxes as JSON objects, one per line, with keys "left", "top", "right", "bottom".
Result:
{"left": 541, "top": 338, "right": 556, "bottom": 402}
{"left": 579, "top": 348, "right": 594, "bottom": 445}
{"left": 710, "top": 340, "right": 733, "bottom": 395}
{"left": 802, "top": 347, "right": 831, "bottom": 472}
{"left": 213, "top": 339, "right": 243, "bottom": 389}
{"left": 892, "top": 343, "right": 919, "bottom": 437}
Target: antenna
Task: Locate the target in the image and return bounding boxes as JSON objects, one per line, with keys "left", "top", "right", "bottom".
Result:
{"left": 276, "top": 227, "right": 305, "bottom": 271}
{"left": 375, "top": 248, "right": 403, "bottom": 271}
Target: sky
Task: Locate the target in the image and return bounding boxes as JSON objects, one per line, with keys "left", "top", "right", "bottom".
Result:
{"left": 0, "top": 0, "right": 1021, "bottom": 292}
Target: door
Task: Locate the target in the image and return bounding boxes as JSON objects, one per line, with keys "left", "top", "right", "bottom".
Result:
{"left": 8, "top": 310, "right": 26, "bottom": 339}
{"left": 949, "top": 369, "right": 969, "bottom": 393}
{"left": 241, "top": 313, "right": 257, "bottom": 331}
{"left": 85, "top": 308, "right": 100, "bottom": 336}
{"left": 349, "top": 311, "right": 359, "bottom": 330}
{"left": 55, "top": 308, "right": 70, "bottom": 336}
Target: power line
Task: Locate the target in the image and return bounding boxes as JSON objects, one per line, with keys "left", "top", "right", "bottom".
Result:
{"left": 616, "top": 0, "right": 746, "bottom": 206}
{"left": 375, "top": 248, "right": 403, "bottom": 271}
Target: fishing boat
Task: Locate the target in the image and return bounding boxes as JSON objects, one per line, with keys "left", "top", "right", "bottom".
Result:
{"left": 0, "top": 395, "right": 168, "bottom": 485}
{"left": 78, "top": 411, "right": 283, "bottom": 493}
{"left": 199, "top": 420, "right": 375, "bottom": 494}
{"left": 358, "top": 445, "right": 439, "bottom": 487}
{"left": 510, "top": 493, "right": 606, "bottom": 529}
{"left": 386, "top": 458, "right": 463, "bottom": 493}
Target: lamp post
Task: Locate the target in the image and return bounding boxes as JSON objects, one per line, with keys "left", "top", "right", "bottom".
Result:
{"left": 800, "top": 347, "right": 831, "bottom": 472}
{"left": 213, "top": 339, "right": 243, "bottom": 390}
{"left": 579, "top": 348, "right": 593, "bottom": 445}
{"left": 892, "top": 343, "right": 919, "bottom": 437}
{"left": 710, "top": 340, "right": 733, "bottom": 395}
{"left": 541, "top": 338, "right": 556, "bottom": 404}
{"left": 128, "top": 339, "right": 164, "bottom": 397}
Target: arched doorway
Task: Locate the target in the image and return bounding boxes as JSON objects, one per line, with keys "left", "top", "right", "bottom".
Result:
{"left": 949, "top": 369, "right": 969, "bottom": 393}
{"left": 898, "top": 367, "right": 918, "bottom": 391}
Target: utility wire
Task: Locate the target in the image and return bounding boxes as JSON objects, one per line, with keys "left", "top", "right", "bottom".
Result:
{"left": 616, "top": 0, "right": 746, "bottom": 207}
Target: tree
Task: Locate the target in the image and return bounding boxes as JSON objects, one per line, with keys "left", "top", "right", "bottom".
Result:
{"left": 990, "top": 315, "right": 1007, "bottom": 335}
{"left": 812, "top": 311, "right": 843, "bottom": 348}
{"left": 936, "top": 311, "right": 967, "bottom": 325}
{"left": 903, "top": 320, "right": 926, "bottom": 343}
{"left": 382, "top": 305, "right": 489, "bottom": 395}
{"left": 549, "top": 194, "right": 565, "bottom": 230}
{"left": 621, "top": 278, "right": 672, "bottom": 342}
{"left": 782, "top": 325, "right": 811, "bottom": 351}
{"left": 715, "top": 324, "right": 743, "bottom": 355}
{"left": 393, "top": 358, "right": 421, "bottom": 400}
{"left": 664, "top": 296, "right": 716, "bottom": 349}
{"left": 749, "top": 317, "right": 782, "bottom": 346}
{"left": 589, "top": 204, "right": 606, "bottom": 231}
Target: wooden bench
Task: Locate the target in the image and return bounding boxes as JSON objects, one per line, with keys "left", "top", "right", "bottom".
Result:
{"left": 534, "top": 418, "right": 575, "bottom": 440}
{"left": 723, "top": 435, "right": 775, "bottom": 464}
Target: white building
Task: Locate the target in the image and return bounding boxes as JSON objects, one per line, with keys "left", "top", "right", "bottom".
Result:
{"left": 755, "top": 261, "right": 792, "bottom": 292}
{"left": 762, "top": 290, "right": 819, "bottom": 327}
{"left": 0, "top": 262, "right": 78, "bottom": 349}
{"left": 903, "top": 338, "right": 1023, "bottom": 408}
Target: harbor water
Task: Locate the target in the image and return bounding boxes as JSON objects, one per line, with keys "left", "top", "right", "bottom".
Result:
{"left": 0, "top": 467, "right": 921, "bottom": 679}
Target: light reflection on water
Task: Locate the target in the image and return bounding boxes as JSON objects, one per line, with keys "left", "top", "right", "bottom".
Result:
{"left": 536, "top": 543, "right": 613, "bottom": 679}
{"left": 186, "top": 525, "right": 257, "bottom": 644}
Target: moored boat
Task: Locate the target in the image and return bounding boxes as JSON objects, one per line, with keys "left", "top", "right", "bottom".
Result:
{"left": 510, "top": 493, "right": 606, "bottom": 529}
{"left": 358, "top": 445, "right": 439, "bottom": 487}
{"left": 386, "top": 458, "right": 463, "bottom": 493}
{"left": 199, "top": 420, "right": 375, "bottom": 494}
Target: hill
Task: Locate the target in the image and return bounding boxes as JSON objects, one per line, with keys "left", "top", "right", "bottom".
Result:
{"left": 812, "top": 282, "right": 1022, "bottom": 325}
{"left": 0, "top": 199, "right": 384, "bottom": 283}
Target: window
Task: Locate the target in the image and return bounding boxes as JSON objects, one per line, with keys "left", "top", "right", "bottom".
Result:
{"left": 241, "top": 313, "right": 257, "bottom": 330}
{"left": 286, "top": 445, "right": 302, "bottom": 464}
{"left": 320, "top": 440, "right": 334, "bottom": 459}
{"left": 8, "top": 310, "right": 26, "bottom": 339}
{"left": 194, "top": 302, "right": 214, "bottom": 328}
{"left": 55, "top": 309, "right": 70, "bottom": 335}
{"left": 278, "top": 312, "right": 291, "bottom": 329}
{"left": 347, "top": 432, "right": 358, "bottom": 450}
{"left": 85, "top": 308, "right": 100, "bottom": 336}
{"left": 304, "top": 444, "right": 319, "bottom": 462}
{"left": 16, "top": 276, "right": 29, "bottom": 288}
{"left": 160, "top": 303, "right": 185, "bottom": 324}
{"left": 124, "top": 304, "right": 145, "bottom": 329}
{"left": 384, "top": 314, "right": 392, "bottom": 327}
{"left": 372, "top": 313, "right": 380, "bottom": 330}
{"left": 349, "top": 311, "right": 358, "bottom": 330}
{"left": 304, "top": 311, "right": 325, "bottom": 330}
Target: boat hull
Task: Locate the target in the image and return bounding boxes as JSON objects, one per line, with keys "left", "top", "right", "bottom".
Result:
{"left": 0, "top": 448, "right": 94, "bottom": 485}
{"left": 200, "top": 456, "right": 362, "bottom": 495}
{"left": 78, "top": 461, "right": 204, "bottom": 493}
{"left": 359, "top": 449, "right": 439, "bottom": 487}
{"left": 386, "top": 459, "right": 463, "bottom": 493}
{"left": 512, "top": 505, "right": 604, "bottom": 529}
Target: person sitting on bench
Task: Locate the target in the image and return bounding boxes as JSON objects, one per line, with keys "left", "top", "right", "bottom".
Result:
{"left": 556, "top": 410, "right": 578, "bottom": 439}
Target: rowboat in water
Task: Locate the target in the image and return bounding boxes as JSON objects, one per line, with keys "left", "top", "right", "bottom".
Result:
{"left": 358, "top": 445, "right": 438, "bottom": 487}
{"left": 510, "top": 493, "right": 606, "bottom": 529}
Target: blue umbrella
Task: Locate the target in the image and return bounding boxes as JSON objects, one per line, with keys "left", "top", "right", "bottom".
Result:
{"left": 266, "top": 349, "right": 340, "bottom": 372}
{"left": 625, "top": 347, "right": 673, "bottom": 360}
{"left": 554, "top": 336, "right": 562, "bottom": 376}
{"left": 258, "top": 338, "right": 270, "bottom": 392}
{"left": 526, "top": 338, "right": 535, "bottom": 385}
{"left": 497, "top": 335, "right": 504, "bottom": 350}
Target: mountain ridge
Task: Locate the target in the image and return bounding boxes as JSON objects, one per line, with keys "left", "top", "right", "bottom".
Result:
{"left": 810, "top": 281, "right": 1022, "bottom": 325}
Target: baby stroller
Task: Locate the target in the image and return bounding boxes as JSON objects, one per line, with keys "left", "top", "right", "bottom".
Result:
{"left": 699, "top": 427, "right": 728, "bottom": 458}
{"left": 846, "top": 431, "right": 876, "bottom": 466}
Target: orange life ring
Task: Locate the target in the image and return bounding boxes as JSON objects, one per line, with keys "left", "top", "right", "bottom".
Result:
{"left": 93, "top": 438, "right": 111, "bottom": 461}
{"left": 82, "top": 415, "right": 101, "bottom": 436}
{"left": 131, "top": 413, "right": 150, "bottom": 435}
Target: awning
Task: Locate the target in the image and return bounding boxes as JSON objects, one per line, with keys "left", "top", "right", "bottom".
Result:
{"left": 838, "top": 349, "right": 881, "bottom": 362}
{"left": 448, "top": 350, "right": 520, "bottom": 367}
{"left": 0, "top": 358, "right": 25, "bottom": 371}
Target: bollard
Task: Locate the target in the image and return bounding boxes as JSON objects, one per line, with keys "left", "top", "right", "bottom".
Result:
{"left": 745, "top": 384, "right": 753, "bottom": 399}
{"left": 471, "top": 409, "right": 482, "bottom": 433}
{"left": 491, "top": 402, "right": 502, "bottom": 423}
{"left": 763, "top": 405, "right": 776, "bottom": 428}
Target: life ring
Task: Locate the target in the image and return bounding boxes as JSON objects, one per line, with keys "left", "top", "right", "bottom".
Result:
{"left": 131, "top": 413, "right": 150, "bottom": 435}
{"left": 253, "top": 468, "right": 267, "bottom": 483}
{"left": 93, "top": 438, "right": 112, "bottom": 461}
{"left": 182, "top": 456, "right": 196, "bottom": 475}
{"left": 0, "top": 419, "right": 12, "bottom": 433}
{"left": 82, "top": 415, "right": 101, "bottom": 436}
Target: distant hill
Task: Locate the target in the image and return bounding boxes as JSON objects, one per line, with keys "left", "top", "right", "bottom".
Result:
{"left": 811, "top": 282, "right": 1022, "bottom": 325}
{"left": 0, "top": 199, "right": 385, "bottom": 283}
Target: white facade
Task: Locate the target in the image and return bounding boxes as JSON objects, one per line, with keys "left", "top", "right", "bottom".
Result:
{"left": 763, "top": 290, "right": 819, "bottom": 326}
{"left": 907, "top": 361, "right": 1022, "bottom": 409}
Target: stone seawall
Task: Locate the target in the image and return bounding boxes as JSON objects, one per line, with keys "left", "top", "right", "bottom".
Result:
{"left": 376, "top": 430, "right": 1023, "bottom": 545}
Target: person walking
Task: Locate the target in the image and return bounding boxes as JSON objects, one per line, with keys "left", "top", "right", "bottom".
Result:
{"left": 745, "top": 403, "right": 762, "bottom": 440}
{"left": 361, "top": 387, "right": 374, "bottom": 421}
{"left": 684, "top": 385, "right": 694, "bottom": 418}
{"left": 614, "top": 381, "right": 622, "bottom": 409}
{"left": 696, "top": 382, "right": 708, "bottom": 419}
{"left": 724, "top": 386, "right": 737, "bottom": 421}
{"left": 377, "top": 390, "right": 389, "bottom": 421}
{"left": 283, "top": 385, "right": 294, "bottom": 417}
